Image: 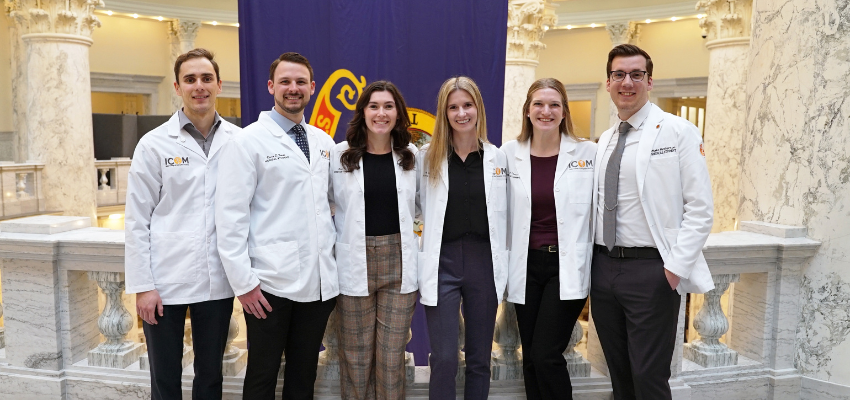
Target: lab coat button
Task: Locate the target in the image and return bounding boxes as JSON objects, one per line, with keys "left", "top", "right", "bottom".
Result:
{"left": 555, "top": 187, "right": 560, "bottom": 192}
{"left": 558, "top": 218, "right": 564, "bottom": 224}
{"left": 401, "top": 217, "right": 406, "bottom": 222}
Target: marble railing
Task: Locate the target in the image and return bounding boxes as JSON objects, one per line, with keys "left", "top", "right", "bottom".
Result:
{"left": 95, "top": 158, "right": 131, "bottom": 207}
{"left": 0, "top": 162, "right": 46, "bottom": 219}
{"left": 0, "top": 215, "right": 821, "bottom": 399}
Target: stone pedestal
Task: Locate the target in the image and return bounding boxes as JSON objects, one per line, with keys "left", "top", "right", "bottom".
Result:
{"left": 317, "top": 307, "right": 340, "bottom": 381}
{"left": 697, "top": 0, "right": 753, "bottom": 232}
{"left": 139, "top": 345, "right": 193, "bottom": 371}
{"left": 502, "top": 0, "right": 557, "bottom": 144}
{"left": 222, "top": 315, "right": 248, "bottom": 376}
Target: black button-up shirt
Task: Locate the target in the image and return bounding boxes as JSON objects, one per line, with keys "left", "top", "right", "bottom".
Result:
{"left": 442, "top": 150, "right": 490, "bottom": 242}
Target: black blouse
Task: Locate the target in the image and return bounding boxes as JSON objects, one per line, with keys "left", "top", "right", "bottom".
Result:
{"left": 363, "top": 152, "right": 401, "bottom": 236}
{"left": 442, "top": 150, "right": 490, "bottom": 242}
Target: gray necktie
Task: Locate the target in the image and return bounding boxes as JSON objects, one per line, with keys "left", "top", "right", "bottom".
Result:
{"left": 603, "top": 121, "right": 632, "bottom": 251}
{"left": 291, "top": 124, "right": 310, "bottom": 163}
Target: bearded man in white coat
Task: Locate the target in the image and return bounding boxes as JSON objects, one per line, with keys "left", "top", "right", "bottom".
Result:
{"left": 215, "top": 52, "right": 338, "bottom": 400}
{"left": 125, "top": 48, "right": 240, "bottom": 400}
{"left": 590, "top": 44, "right": 715, "bottom": 400}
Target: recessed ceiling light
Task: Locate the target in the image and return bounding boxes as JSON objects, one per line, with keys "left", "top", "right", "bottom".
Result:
{"left": 156, "top": 16, "right": 163, "bottom": 21}
{"left": 235, "top": 23, "right": 240, "bottom": 27}
{"left": 645, "top": 19, "right": 651, "bottom": 23}
{"left": 697, "top": 14, "right": 705, "bottom": 19}
{"left": 671, "top": 17, "right": 678, "bottom": 21}
{"left": 106, "top": 10, "right": 113, "bottom": 16}
{"left": 211, "top": 21, "right": 218, "bottom": 26}
{"left": 132, "top": 13, "right": 138, "bottom": 18}
{"left": 566, "top": 25, "right": 572, "bottom": 30}
{"left": 590, "top": 23, "right": 597, "bottom": 28}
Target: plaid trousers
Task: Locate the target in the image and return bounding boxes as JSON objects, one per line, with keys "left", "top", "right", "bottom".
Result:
{"left": 337, "top": 233, "right": 417, "bottom": 400}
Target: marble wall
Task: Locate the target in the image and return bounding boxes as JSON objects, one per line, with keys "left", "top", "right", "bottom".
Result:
{"left": 740, "top": 0, "right": 850, "bottom": 387}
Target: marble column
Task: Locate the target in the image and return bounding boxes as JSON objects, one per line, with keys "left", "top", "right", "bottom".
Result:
{"left": 168, "top": 20, "right": 200, "bottom": 112}
{"left": 9, "top": 22, "right": 27, "bottom": 163}
{"left": 739, "top": 0, "right": 850, "bottom": 387}
{"left": 605, "top": 21, "right": 640, "bottom": 127}
{"left": 6, "top": 0, "right": 102, "bottom": 222}
{"left": 503, "top": 0, "right": 557, "bottom": 144}
{"left": 697, "top": 0, "right": 753, "bottom": 232}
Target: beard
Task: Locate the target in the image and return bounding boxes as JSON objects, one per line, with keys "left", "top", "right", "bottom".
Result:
{"left": 276, "top": 95, "right": 308, "bottom": 115}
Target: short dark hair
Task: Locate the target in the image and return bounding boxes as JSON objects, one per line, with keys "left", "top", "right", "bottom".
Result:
{"left": 269, "top": 52, "right": 314, "bottom": 82}
{"left": 174, "top": 48, "right": 219, "bottom": 83}
{"left": 606, "top": 44, "right": 653, "bottom": 78}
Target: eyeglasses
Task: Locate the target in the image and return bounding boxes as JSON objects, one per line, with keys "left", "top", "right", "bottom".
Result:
{"left": 609, "top": 70, "right": 648, "bottom": 82}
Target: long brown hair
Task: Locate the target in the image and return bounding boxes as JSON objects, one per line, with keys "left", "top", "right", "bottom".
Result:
{"left": 517, "top": 78, "right": 582, "bottom": 143}
{"left": 425, "top": 76, "right": 488, "bottom": 184}
{"left": 340, "top": 81, "right": 414, "bottom": 172}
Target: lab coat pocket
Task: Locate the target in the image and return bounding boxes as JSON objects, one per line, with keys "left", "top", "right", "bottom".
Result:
{"left": 150, "top": 231, "right": 198, "bottom": 284}
{"left": 248, "top": 241, "right": 301, "bottom": 286}
{"left": 567, "top": 172, "right": 593, "bottom": 203}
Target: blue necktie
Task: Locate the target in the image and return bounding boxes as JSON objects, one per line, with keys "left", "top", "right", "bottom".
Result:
{"left": 291, "top": 124, "right": 310, "bottom": 163}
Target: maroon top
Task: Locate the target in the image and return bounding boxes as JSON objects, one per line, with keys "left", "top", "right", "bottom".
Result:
{"left": 529, "top": 154, "right": 559, "bottom": 249}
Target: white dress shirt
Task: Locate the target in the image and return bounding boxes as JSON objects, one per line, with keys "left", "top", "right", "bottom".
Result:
{"left": 595, "top": 101, "right": 655, "bottom": 247}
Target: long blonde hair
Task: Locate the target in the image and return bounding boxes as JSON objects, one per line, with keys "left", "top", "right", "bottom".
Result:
{"left": 426, "top": 76, "right": 488, "bottom": 184}
{"left": 517, "top": 78, "right": 583, "bottom": 143}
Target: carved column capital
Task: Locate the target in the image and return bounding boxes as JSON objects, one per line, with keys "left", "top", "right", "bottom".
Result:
{"left": 606, "top": 21, "right": 640, "bottom": 47}
{"left": 5, "top": 0, "right": 104, "bottom": 38}
{"left": 506, "top": 0, "right": 557, "bottom": 62}
{"left": 696, "top": 0, "right": 753, "bottom": 42}
{"left": 168, "top": 19, "right": 201, "bottom": 47}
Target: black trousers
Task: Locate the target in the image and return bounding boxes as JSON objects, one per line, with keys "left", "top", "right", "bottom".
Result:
{"left": 590, "top": 247, "right": 681, "bottom": 400}
{"left": 142, "top": 297, "right": 234, "bottom": 400}
{"left": 514, "top": 249, "right": 587, "bottom": 400}
{"left": 242, "top": 290, "right": 336, "bottom": 400}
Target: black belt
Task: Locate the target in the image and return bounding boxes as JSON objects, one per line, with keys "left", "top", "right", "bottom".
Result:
{"left": 531, "top": 245, "right": 558, "bottom": 253}
{"left": 595, "top": 244, "right": 661, "bottom": 259}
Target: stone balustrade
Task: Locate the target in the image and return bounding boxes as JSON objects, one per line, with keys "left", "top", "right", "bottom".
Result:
{"left": 0, "top": 162, "right": 46, "bottom": 220}
{"left": 0, "top": 216, "right": 822, "bottom": 399}
{"left": 94, "top": 158, "right": 131, "bottom": 207}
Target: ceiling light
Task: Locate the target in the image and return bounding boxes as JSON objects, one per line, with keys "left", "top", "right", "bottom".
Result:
{"left": 566, "top": 25, "right": 572, "bottom": 30}
{"left": 212, "top": 21, "right": 218, "bottom": 26}
{"left": 590, "top": 23, "right": 597, "bottom": 28}
{"left": 132, "top": 13, "right": 138, "bottom": 18}
{"left": 157, "top": 16, "right": 163, "bottom": 21}
{"left": 697, "top": 14, "right": 705, "bottom": 19}
{"left": 671, "top": 17, "right": 678, "bottom": 21}
{"left": 645, "top": 19, "right": 651, "bottom": 23}
{"left": 108, "top": 214, "right": 123, "bottom": 220}
{"left": 543, "top": 25, "right": 549, "bottom": 31}
{"left": 235, "top": 23, "right": 240, "bottom": 27}
{"left": 106, "top": 10, "right": 113, "bottom": 16}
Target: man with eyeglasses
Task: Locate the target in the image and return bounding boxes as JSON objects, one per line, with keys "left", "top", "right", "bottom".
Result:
{"left": 590, "top": 44, "right": 715, "bottom": 400}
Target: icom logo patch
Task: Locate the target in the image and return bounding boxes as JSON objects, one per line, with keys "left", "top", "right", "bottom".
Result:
{"left": 165, "top": 157, "right": 190, "bottom": 167}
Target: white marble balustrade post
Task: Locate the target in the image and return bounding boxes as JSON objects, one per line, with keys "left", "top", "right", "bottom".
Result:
{"left": 0, "top": 295, "right": 5, "bottom": 349}
{"left": 317, "top": 306, "right": 341, "bottom": 380}
{"left": 5, "top": 0, "right": 101, "bottom": 222}
{"left": 168, "top": 20, "right": 201, "bottom": 112}
{"left": 87, "top": 271, "right": 146, "bottom": 369}
{"left": 503, "top": 0, "right": 557, "bottom": 144}
{"left": 491, "top": 301, "right": 523, "bottom": 380}
{"left": 684, "top": 274, "right": 740, "bottom": 367}
{"left": 696, "top": 0, "right": 753, "bottom": 232}
{"left": 605, "top": 21, "right": 641, "bottom": 128}
{"left": 221, "top": 315, "right": 248, "bottom": 376}
{"left": 456, "top": 306, "right": 466, "bottom": 382}
{"left": 564, "top": 320, "right": 590, "bottom": 377}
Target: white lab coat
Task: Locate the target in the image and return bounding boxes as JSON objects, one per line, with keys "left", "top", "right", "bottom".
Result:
{"left": 125, "top": 112, "right": 239, "bottom": 305}
{"left": 502, "top": 136, "right": 597, "bottom": 303}
{"left": 329, "top": 142, "right": 419, "bottom": 296}
{"left": 593, "top": 103, "right": 715, "bottom": 294}
{"left": 415, "top": 142, "right": 509, "bottom": 306}
{"left": 215, "top": 112, "right": 339, "bottom": 302}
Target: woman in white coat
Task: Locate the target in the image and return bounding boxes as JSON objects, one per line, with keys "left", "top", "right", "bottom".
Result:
{"left": 330, "top": 81, "right": 418, "bottom": 400}
{"left": 502, "top": 78, "right": 597, "bottom": 400}
{"left": 417, "top": 76, "right": 509, "bottom": 400}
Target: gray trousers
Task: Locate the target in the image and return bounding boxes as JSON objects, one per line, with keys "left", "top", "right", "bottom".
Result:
{"left": 424, "top": 235, "right": 498, "bottom": 400}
